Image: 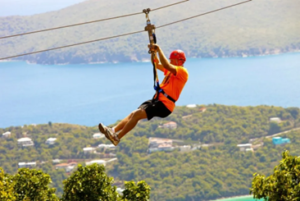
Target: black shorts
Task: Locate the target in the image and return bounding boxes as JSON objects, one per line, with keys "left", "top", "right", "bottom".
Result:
{"left": 138, "top": 99, "right": 172, "bottom": 120}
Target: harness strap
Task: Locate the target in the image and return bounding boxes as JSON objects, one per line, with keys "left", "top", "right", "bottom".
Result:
{"left": 152, "top": 54, "right": 176, "bottom": 103}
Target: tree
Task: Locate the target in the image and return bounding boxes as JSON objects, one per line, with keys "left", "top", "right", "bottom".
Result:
{"left": 0, "top": 168, "right": 15, "bottom": 201}
{"left": 61, "top": 164, "right": 119, "bottom": 201}
{"left": 121, "top": 181, "right": 151, "bottom": 201}
{"left": 251, "top": 150, "right": 300, "bottom": 201}
{"left": 13, "top": 168, "right": 58, "bottom": 201}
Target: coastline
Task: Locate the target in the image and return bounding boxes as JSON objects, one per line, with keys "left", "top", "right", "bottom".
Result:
{"left": 1, "top": 50, "right": 299, "bottom": 65}
{"left": 210, "top": 195, "right": 256, "bottom": 201}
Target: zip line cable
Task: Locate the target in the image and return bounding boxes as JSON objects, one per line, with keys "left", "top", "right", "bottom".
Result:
{"left": 156, "top": 0, "right": 251, "bottom": 29}
{"left": 0, "top": 30, "right": 145, "bottom": 60}
{"left": 0, "top": 0, "right": 188, "bottom": 40}
{"left": 0, "top": 0, "right": 251, "bottom": 61}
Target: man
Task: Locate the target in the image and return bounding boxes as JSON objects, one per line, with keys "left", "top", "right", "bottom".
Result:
{"left": 98, "top": 44, "right": 189, "bottom": 146}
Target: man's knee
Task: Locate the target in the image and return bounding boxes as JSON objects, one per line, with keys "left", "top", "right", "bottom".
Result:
{"left": 131, "top": 109, "right": 147, "bottom": 120}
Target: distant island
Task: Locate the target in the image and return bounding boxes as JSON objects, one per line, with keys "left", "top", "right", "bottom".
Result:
{"left": 0, "top": 0, "right": 299, "bottom": 64}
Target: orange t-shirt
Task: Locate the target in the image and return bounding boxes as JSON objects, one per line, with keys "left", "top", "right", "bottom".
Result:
{"left": 157, "top": 66, "right": 189, "bottom": 112}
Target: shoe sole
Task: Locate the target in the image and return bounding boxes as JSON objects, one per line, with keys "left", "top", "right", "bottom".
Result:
{"left": 98, "top": 123, "right": 118, "bottom": 146}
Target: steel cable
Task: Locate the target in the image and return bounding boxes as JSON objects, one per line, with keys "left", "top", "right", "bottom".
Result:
{"left": 0, "top": 0, "right": 188, "bottom": 40}
{"left": 0, "top": 0, "right": 251, "bottom": 60}
{"left": 156, "top": 0, "right": 251, "bottom": 29}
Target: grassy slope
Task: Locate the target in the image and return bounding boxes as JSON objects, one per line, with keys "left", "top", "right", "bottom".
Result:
{"left": 0, "top": 0, "right": 299, "bottom": 64}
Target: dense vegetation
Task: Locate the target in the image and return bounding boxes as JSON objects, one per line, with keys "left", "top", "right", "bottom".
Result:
{"left": 1, "top": 104, "right": 300, "bottom": 200}
{"left": 251, "top": 150, "right": 300, "bottom": 201}
{"left": 0, "top": 164, "right": 150, "bottom": 201}
{"left": 0, "top": 0, "right": 299, "bottom": 64}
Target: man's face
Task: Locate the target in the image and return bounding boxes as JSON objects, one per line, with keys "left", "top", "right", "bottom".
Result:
{"left": 170, "top": 59, "right": 184, "bottom": 66}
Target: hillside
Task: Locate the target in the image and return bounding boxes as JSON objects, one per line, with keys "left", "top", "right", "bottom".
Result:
{"left": 1, "top": 104, "right": 300, "bottom": 200}
{"left": 0, "top": 0, "right": 299, "bottom": 64}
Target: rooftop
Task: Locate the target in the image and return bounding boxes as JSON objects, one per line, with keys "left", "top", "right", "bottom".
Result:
{"left": 17, "top": 137, "right": 32, "bottom": 142}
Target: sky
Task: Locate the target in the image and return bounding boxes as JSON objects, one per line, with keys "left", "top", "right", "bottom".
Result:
{"left": 0, "top": 0, "right": 85, "bottom": 16}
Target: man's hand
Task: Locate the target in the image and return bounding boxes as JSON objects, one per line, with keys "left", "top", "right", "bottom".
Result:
{"left": 148, "top": 44, "right": 160, "bottom": 52}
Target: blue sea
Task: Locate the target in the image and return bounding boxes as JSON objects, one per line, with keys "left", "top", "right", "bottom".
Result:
{"left": 1, "top": 53, "right": 300, "bottom": 128}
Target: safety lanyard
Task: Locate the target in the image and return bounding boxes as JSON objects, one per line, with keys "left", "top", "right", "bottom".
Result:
{"left": 143, "top": 9, "right": 176, "bottom": 103}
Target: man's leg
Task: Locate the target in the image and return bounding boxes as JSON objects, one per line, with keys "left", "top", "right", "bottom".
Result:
{"left": 117, "top": 109, "right": 147, "bottom": 139}
{"left": 114, "top": 113, "right": 134, "bottom": 133}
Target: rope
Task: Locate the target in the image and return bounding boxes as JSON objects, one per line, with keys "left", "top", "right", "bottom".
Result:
{"left": 0, "top": 0, "right": 189, "bottom": 40}
{"left": 0, "top": 0, "right": 251, "bottom": 61}
{"left": 151, "top": 0, "right": 189, "bottom": 12}
{"left": 0, "top": 30, "right": 144, "bottom": 60}
{"left": 0, "top": 13, "right": 141, "bottom": 40}
{"left": 156, "top": 0, "right": 251, "bottom": 29}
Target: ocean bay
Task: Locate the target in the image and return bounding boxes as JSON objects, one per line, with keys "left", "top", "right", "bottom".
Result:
{"left": 1, "top": 53, "right": 300, "bottom": 128}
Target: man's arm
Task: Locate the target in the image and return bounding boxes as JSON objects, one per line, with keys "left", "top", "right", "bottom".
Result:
{"left": 152, "top": 44, "right": 177, "bottom": 75}
{"left": 153, "top": 53, "right": 165, "bottom": 72}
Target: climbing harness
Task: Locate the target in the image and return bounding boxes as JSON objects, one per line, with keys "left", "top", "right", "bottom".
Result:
{"left": 143, "top": 9, "right": 176, "bottom": 103}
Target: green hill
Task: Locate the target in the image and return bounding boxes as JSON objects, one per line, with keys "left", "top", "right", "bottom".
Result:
{"left": 0, "top": 104, "right": 300, "bottom": 199}
{"left": 0, "top": 0, "right": 299, "bottom": 64}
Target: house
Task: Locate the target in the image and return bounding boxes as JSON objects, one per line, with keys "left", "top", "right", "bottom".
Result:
{"left": 93, "top": 133, "right": 105, "bottom": 139}
{"left": 237, "top": 143, "right": 253, "bottom": 151}
{"left": 17, "top": 137, "right": 34, "bottom": 147}
{"left": 186, "top": 104, "right": 197, "bottom": 108}
{"left": 148, "top": 138, "right": 173, "bottom": 148}
{"left": 18, "top": 162, "right": 36, "bottom": 168}
{"left": 272, "top": 137, "right": 291, "bottom": 145}
{"left": 270, "top": 117, "right": 281, "bottom": 123}
{"left": 83, "top": 147, "right": 96, "bottom": 154}
{"left": 199, "top": 107, "right": 207, "bottom": 112}
{"left": 179, "top": 145, "right": 191, "bottom": 152}
{"left": 98, "top": 144, "right": 115, "bottom": 149}
{"left": 158, "top": 144, "right": 174, "bottom": 152}
{"left": 2, "top": 131, "right": 11, "bottom": 138}
{"left": 52, "top": 159, "right": 61, "bottom": 164}
{"left": 55, "top": 163, "right": 69, "bottom": 170}
{"left": 148, "top": 138, "right": 174, "bottom": 153}
{"left": 55, "top": 162, "right": 77, "bottom": 171}
{"left": 86, "top": 160, "right": 106, "bottom": 166}
{"left": 45, "top": 138, "right": 57, "bottom": 145}
{"left": 162, "top": 122, "right": 177, "bottom": 129}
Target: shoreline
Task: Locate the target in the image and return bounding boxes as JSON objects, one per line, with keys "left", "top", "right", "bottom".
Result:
{"left": 210, "top": 195, "right": 254, "bottom": 201}
{"left": 1, "top": 50, "right": 299, "bottom": 65}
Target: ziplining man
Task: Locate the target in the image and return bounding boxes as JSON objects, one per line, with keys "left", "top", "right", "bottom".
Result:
{"left": 98, "top": 44, "right": 189, "bottom": 146}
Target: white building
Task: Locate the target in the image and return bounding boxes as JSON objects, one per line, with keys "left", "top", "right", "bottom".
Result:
{"left": 18, "top": 162, "right": 36, "bottom": 168}
{"left": 180, "top": 145, "right": 192, "bottom": 152}
{"left": 45, "top": 138, "right": 57, "bottom": 145}
{"left": 149, "top": 138, "right": 173, "bottom": 148}
{"left": 83, "top": 147, "right": 96, "bottom": 154}
{"left": 98, "top": 144, "right": 115, "bottom": 149}
{"left": 17, "top": 137, "right": 34, "bottom": 147}
{"left": 93, "top": 133, "right": 105, "bottom": 139}
{"left": 162, "top": 122, "right": 177, "bottom": 129}
{"left": 237, "top": 143, "right": 253, "bottom": 152}
{"left": 2, "top": 131, "right": 11, "bottom": 138}
{"left": 86, "top": 160, "right": 106, "bottom": 166}
{"left": 186, "top": 104, "right": 197, "bottom": 108}
{"left": 52, "top": 159, "right": 61, "bottom": 164}
{"left": 270, "top": 117, "right": 281, "bottom": 123}
{"left": 55, "top": 162, "right": 77, "bottom": 171}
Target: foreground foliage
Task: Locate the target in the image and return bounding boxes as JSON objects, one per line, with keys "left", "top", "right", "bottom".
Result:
{"left": 0, "top": 165, "right": 150, "bottom": 201}
{"left": 62, "top": 164, "right": 118, "bottom": 201}
{"left": 251, "top": 150, "right": 300, "bottom": 201}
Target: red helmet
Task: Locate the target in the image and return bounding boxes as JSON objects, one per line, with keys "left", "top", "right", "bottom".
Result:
{"left": 169, "top": 50, "right": 186, "bottom": 63}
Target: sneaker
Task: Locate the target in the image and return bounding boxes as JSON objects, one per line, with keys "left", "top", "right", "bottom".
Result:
{"left": 98, "top": 123, "right": 120, "bottom": 146}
